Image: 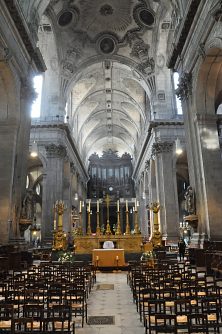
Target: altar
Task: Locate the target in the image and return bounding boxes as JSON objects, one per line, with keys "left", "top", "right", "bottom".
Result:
{"left": 92, "top": 249, "right": 125, "bottom": 267}
{"left": 74, "top": 234, "right": 143, "bottom": 254}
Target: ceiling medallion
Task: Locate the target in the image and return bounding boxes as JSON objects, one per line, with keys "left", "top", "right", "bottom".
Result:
{"left": 97, "top": 35, "right": 117, "bottom": 55}
{"left": 134, "top": 6, "right": 155, "bottom": 28}
{"left": 100, "top": 4, "right": 114, "bottom": 16}
{"left": 58, "top": 11, "right": 73, "bottom": 26}
{"left": 57, "top": 8, "right": 79, "bottom": 28}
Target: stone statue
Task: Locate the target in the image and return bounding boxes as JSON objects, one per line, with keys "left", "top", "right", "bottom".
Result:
{"left": 21, "top": 189, "right": 34, "bottom": 220}
{"left": 184, "top": 186, "right": 195, "bottom": 215}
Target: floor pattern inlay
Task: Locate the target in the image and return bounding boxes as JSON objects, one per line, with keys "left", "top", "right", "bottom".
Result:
{"left": 96, "top": 283, "right": 114, "bottom": 290}
{"left": 87, "top": 316, "right": 115, "bottom": 325}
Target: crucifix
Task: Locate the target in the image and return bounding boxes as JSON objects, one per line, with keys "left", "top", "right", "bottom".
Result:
{"left": 105, "top": 194, "right": 111, "bottom": 235}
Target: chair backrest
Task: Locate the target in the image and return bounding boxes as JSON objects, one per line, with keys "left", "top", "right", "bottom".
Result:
{"left": 187, "top": 313, "right": 209, "bottom": 334}
{"left": 11, "top": 317, "right": 34, "bottom": 334}
{"left": 155, "top": 314, "right": 177, "bottom": 333}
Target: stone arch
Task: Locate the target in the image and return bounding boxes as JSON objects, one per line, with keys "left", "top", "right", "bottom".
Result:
{"left": 195, "top": 46, "right": 222, "bottom": 115}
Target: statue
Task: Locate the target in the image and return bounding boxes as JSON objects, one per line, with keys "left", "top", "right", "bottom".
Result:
{"left": 184, "top": 186, "right": 195, "bottom": 215}
{"left": 21, "top": 189, "right": 34, "bottom": 220}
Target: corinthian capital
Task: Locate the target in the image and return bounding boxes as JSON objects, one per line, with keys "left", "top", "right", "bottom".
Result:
{"left": 145, "top": 160, "right": 150, "bottom": 172}
{"left": 45, "top": 144, "right": 67, "bottom": 158}
{"left": 175, "top": 72, "right": 192, "bottom": 101}
{"left": 152, "top": 141, "right": 174, "bottom": 157}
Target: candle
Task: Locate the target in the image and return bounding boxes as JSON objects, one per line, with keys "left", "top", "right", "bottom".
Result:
{"left": 117, "top": 200, "right": 119, "bottom": 212}
{"left": 135, "top": 198, "right": 137, "bottom": 210}
{"left": 126, "top": 200, "right": 128, "bottom": 211}
{"left": 116, "top": 255, "right": 119, "bottom": 260}
{"left": 79, "top": 201, "right": 82, "bottom": 213}
{"left": 53, "top": 219, "right": 56, "bottom": 230}
{"left": 96, "top": 256, "right": 99, "bottom": 261}
{"left": 88, "top": 200, "right": 91, "bottom": 212}
{"left": 97, "top": 200, "right": 99, "bottom": 212}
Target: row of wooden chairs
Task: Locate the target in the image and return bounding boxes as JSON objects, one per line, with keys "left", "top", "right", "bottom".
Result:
{"left": 128, "top": 259, "right": 222, "bottom": 333}
{"left": 0, "top": 261, "right": 96, "bottom": 332}
{"left": 0, "top": 304, "right": 75, "bottom": 333}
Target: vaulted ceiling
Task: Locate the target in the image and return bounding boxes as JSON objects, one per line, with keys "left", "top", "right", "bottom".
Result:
{"left": 17, "top": 0, "right": 178, "bottom": 164}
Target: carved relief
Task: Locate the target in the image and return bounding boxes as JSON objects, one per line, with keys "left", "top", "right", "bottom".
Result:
{"left": 145, "top": 160, "right": 150, "bottom": 171}
{"left": 152, "top": 141, "right": 174, "bottom": 157}
{"left": 0, "top": 45, "right": 11, "bottom": 62}
{"left": 175, "top": 72, "right": 192, "bottom": 101}
{"left": 62, "top": 61, "right": 76, "bottom": 77}
{"left": 100, "top": 4, "right": 114, "bottom": 16}
{"left": 70, "top": 162, "right": 76, "bottom": 174}
{"left": 45, "top": 144, "right": 67, "bottom": 158}
{"left": 127, "top": 33, "right": 155, "bottom": 75}
{"left": 130, "top": 38, "right": 149, "bottom": 61}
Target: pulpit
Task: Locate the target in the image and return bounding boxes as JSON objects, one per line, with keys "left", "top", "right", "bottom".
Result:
{"left": 92, "top": 248, "right": 125, "bottom": 267}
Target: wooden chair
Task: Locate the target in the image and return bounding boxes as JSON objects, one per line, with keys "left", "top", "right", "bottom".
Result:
{"left": 201, "top": 296, "right": 220, "bottom": 333}
{"left": 174, "top": 298, "right": 191, "bottom": 332}
{"left": 11, "top": 317, "right": 34, "bottom": 333}
{"left": 187, "top": 313, "right": 209, "bottom": 333}
{"left": 65, "top": 287, "right": 87, "bottom": 327}
{"left": 0, "top": 303, "right": 14, "bottom": 332}
{"left": 48, "top": 304, "right": 75, "bottom": 333}
{"left": 23, "top": 304, "right": 44, "bottom": 332}
{"left": 154, "top": 314, "right": 177, "bottom": 333}
{"left": 145, "top": 299, "right": 166, "bottom": 334}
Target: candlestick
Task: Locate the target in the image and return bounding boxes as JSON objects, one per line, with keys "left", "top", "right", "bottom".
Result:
{"left": 126, "top": 200, "right": 128, "bottom": 211}
{"left": 117, "top": 200, "right": 119, "bottom": 212}
{"left": 79, "top": 200, "right": 82, "bottom": 213}
{"left": 97, "top": 200, "right": 99, "bottom": 212}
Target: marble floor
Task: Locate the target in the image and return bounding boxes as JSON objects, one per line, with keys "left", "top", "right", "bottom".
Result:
{"left": 75, "top": 271, "right": 145, "bottom": 334}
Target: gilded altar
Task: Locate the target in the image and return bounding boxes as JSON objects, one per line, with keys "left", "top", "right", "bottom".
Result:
{"left": 74, "top": 234, "right": 143, "bottom": 254}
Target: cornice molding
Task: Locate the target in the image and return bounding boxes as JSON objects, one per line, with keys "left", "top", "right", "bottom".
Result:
{"left": 167, "top": 0, "right": 201, "bottom": 69}
{"left": 3, "top": 0, "right": 46, "bottom": 72}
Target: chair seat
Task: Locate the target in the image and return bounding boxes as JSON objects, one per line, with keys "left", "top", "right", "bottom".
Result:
{"left": 207, "top": 313, "right": 217, "bottom": 321}
{"left": 176, "top": 315, "right": 187, "bottom": 323}
{"left": 146, "top": 315, "right": 164, "bottom": 324}
{"left": 0, "top": 320, "right": 11, "bottom": 328}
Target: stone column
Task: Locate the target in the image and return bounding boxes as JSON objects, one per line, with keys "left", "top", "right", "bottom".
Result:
{"left": 152, "top": 141, "right": 180, "bottom": 241}
{"left": 177, "top": 73, "right": 222, "bottom": 241}
{"left": 0, "top": 78, "right": 34, "bottom": 243}
{"left": 63, "top": 159, "right": 72, "bottom": 232}
{"left": 0, "top": 123, "right": 18, "bottom": 243}
{"left": 195, "top": 114, "right": 222, "bottom": 240}
{"left": 41, "top": 144, "right": 66, "bottom": 241}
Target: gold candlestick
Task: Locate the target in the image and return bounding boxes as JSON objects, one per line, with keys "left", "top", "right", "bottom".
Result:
{"left": 134, "top": 209, "right": 140, "bottom": 234}
{"left": 105, "top": 220, "right": 112, "bottom": 235}
{"left": 150, "top": 202, "right": 162, "bottom": 248}
{"left": 115, "top": 210, "right": 121, "bottom": 235}
{"left": 96, "top": 211, "right": 101, "bottom": 235}
{"left": 87, "top": 210, "right": 92, "bottom": 235}
{"left": 53, "top": 200, "right": 67, "bottom": 250}
{"left": 105, "top": 194, "right": 112, "bottom": 235}
{"left": 55, "top": 200, "right": 67, "bottom": 231}
{"left": 125, "top": 209, "right": 130, "bottom": 235}
{"left": 79, "top": 211, "right": 83, "bottom": 235}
